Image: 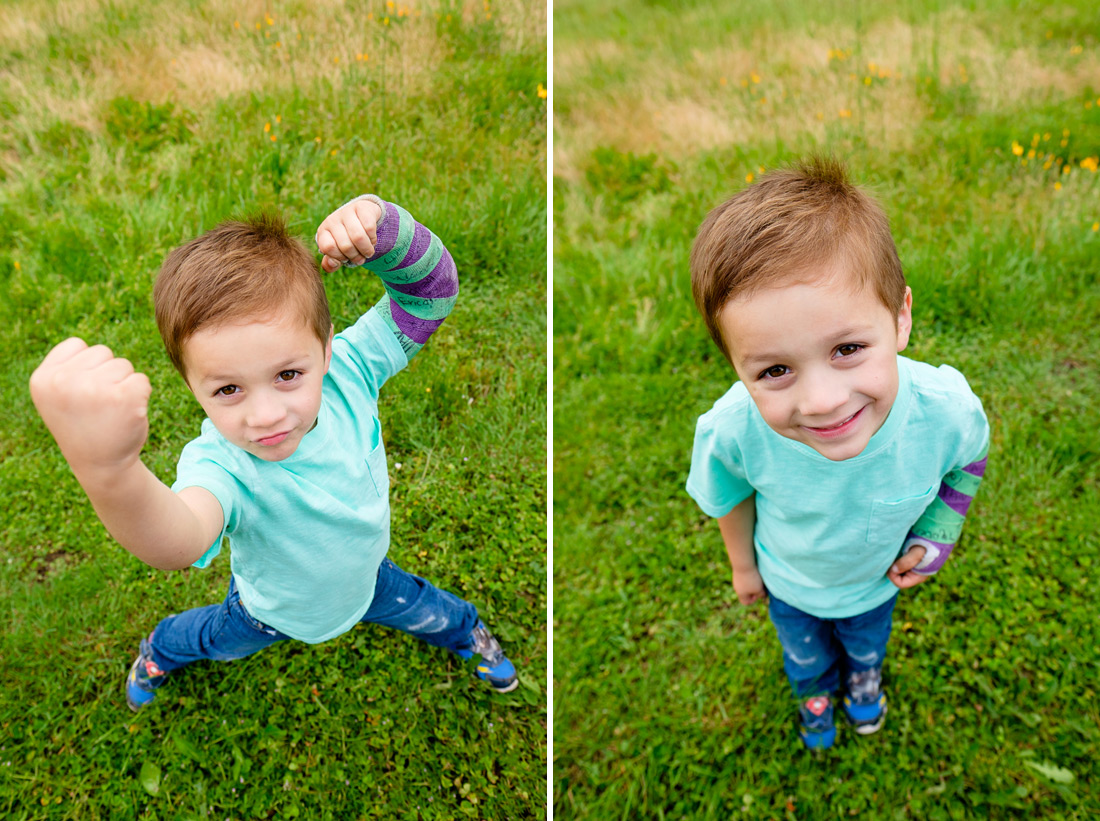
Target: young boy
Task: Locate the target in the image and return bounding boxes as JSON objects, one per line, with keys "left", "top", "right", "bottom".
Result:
{"left": 686, "top": 157, "right": 989, "bottom": 749}
{"left": 29, "top": 194, "right": 518, "bottom": 710}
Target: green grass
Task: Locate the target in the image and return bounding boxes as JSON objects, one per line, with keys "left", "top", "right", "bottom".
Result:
{"left": 0, "top": 0, "right": 546, "bottom": 818}
{"left": 553, "top": 0, "right": 1099, "bottom": 818}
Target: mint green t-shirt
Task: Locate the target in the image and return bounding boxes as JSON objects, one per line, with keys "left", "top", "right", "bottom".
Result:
{"left": 172, "top": 308, "right": 407, "bottom": 643}
{"left": 687, "top": 356, "right": 989, "bottom": 619}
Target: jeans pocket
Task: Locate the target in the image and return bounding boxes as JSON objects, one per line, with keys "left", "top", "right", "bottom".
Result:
{"left": 231, "top": 593, "right": 274, "bottom": 635}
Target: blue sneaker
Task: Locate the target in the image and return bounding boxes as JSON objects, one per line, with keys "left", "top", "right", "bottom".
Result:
{"left": 454, "top": 621, "right": 518, "bottom": 693}
{"left": 842, "top": 668, "right": 887, "bottom": 734}
{"left": 125, "top": 635, "right": 168, "bottom": 712}
{"left": 799, "top": 695, "right": 836, "bottom": 749}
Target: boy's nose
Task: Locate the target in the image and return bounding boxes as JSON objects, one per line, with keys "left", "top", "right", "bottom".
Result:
{"left": 246, "top": 392, "right": 288, "bottom": 429}
{"left": 797, "top": 371, "right": 848, "bottom": 419}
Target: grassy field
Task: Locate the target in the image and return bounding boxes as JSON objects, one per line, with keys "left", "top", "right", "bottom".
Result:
{"left": 553, "top": 0, "right": 1099, "bottom": 818}
{"left": 0, "top": 0, "right": 546, "bottom": 818}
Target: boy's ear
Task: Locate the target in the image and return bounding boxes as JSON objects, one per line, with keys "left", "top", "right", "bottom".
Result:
{"left": 322, "top": 324, "right": 335, "bottom": 374}
{"left": 895, "top": 287, "right": 913, "bottom": 352}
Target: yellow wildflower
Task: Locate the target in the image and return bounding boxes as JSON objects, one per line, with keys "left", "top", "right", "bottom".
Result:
{"left": 746, "top": 173, "right": 754, "bottom": 183}
{"left": 537, "top": 83, "right": 547, "bottom": 99}
{"left": 1011, "top": 141, "right": 1023, "bottom": 156}
{"left": 1080, "top": 157, "right": 1098, "bottom": 173}
{"left": 751, "top": 72, "right": 761, "bottom": 84}
{"left": 839, "top": 108, "right": 851, "bottom": 118}
{"left": 1092, "top": 222, "right": 1099, "bottom": 232}
{"left": 264, "top": 122, "right": 271, "bottom": 132}
{"left": 1063, "top": 165, "right": 1071, "bottom": 175}
{"left": 1054, "top": 182, "right": 1062, "bottom": 190}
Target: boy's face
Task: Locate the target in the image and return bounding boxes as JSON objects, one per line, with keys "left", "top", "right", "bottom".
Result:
{"left": 181, "top": 311, "right": 334, "bottom": 462}
{"left": 719, "top": 271, "right": 913, "bottom": 461}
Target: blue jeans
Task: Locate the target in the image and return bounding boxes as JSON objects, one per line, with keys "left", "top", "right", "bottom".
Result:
{"left": 147, "top": 557, "right": 480, "bottom": 674}
{"left": 768, "top": 593, "right": 897, "bottom": 698}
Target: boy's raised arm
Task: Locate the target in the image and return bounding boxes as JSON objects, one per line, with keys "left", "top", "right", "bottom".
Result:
{"left": 315, "top": 195, "right": 458, "bottom": 359}
{"left": 29, "top": 338, "right": 222, "bottom": 570}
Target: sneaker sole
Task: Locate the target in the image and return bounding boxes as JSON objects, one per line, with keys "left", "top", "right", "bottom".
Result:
{"left": 849, "top": 703, "right": 887, "bottom": 735}
{"left": 489, "top": 679, "right": 519, "bottom": 694}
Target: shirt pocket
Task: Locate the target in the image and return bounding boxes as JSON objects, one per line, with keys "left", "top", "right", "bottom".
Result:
{"left": 866, "top": 485, "right": 937, "bottom": 549}
{"left": 364, "top": 437, "right": 390, "bottom": 498}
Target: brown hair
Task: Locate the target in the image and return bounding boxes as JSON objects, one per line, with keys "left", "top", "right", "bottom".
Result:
{"left": 690, "top": 155, "right": 906, "bottom": 362}
{"left": 153, "top": 214, "right": 331, "bottom": 380}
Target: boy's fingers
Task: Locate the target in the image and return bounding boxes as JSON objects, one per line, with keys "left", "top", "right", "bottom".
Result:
{"left": 327, "top": 222, "right": 363, "bottom": 263}
{"left": 890, "top": 547, "right": 924, "bottom": 576}
{"left": 94, "top": 356, "right": 137, "bottom": 385}
{"left": 343, "top": 222, "right": 375, "bottom": 260}
{"left": 352, "top": 199, "right": 380, "bottom": 244}
{"left": 121, "top": 372, "right": 152, "bottom": 409}
{"left": 38, "top": 337, "right": 90, "bottom": 368}
{"left": 316, "top": 227, "right": 340, "bottom": 259}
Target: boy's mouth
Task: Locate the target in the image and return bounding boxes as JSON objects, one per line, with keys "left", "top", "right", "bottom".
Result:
{"left": 256, "top": 431, "right": 291, "bottom": 446}
{"left": 803, "top": 406, "right": 865, "bottom": 438}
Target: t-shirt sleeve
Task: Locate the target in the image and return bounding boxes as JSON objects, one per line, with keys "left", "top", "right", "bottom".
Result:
{"left": 171, "top": 441, "right": 244, "bottom": 569}
{"left": 938, "top": 364, "right": 991, "bottom": 468}
{"left": 686, "top": 412, "right": 754, "bottom": 518}
{"left": 333, "top": 305, "right": 410, "bottom": 401}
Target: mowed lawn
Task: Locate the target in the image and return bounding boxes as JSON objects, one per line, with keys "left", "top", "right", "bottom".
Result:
{"left": 0, "top": 0, "right": 547, "bottom": 818}
{"left": 553, "top": 1, "right": 1098, "bottom": 818}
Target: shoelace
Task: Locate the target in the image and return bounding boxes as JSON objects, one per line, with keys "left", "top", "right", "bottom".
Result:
{"left": 467, "top": 624, "right": 504, "bottom": 666}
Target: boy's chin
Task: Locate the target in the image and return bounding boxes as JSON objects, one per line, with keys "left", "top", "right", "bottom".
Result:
{"left": 803, "top": 436, "right": 872, "bottom": 461}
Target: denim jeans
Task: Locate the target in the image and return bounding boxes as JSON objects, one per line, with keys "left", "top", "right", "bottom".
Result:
{"left": 147, "top": 557, "right": 480, "bottom": 674}
{"left": 767, "top": 593, "right": 897, "bottom": 698}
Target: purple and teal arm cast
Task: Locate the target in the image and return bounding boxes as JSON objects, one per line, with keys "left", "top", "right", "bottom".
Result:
{"left": 356, "top": 195, "right": 458, "bottom": 360}
{"left": 906, "top": 445, "right": 989, "bottom": 576}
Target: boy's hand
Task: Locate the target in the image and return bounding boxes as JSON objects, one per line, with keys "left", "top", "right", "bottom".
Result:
{"left": 732, "top": 566, "right": 767, "bottom": 606}
{"left": 29, "top": 338, "right": 151, "bottom": 478}
{"left": 316, "top": 197, "right": 384, "bottom": 273}
{"left": 887, "top": 545, "right": 930, "bottom": 589}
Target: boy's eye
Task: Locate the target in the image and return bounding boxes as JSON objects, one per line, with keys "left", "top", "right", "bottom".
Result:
{"left": 215, "top": 385, "right": 239, "bottom": 397}
{"left": 277, "top": 370, "right": 300, "bottom": 382}
{"left": 760, "top": 365, "right": 790, "bottom": 380}
{"left": 836, "top": 344, "right": 864, "bottom": 357}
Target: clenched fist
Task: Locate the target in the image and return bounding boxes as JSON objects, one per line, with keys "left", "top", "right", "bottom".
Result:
{"left": 29, "top": 338, "right": 152, "bottom": 477}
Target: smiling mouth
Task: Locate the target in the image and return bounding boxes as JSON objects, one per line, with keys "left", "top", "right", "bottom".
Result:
{"left": 804, "top": 407, "right": 865, "bottom": 437}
